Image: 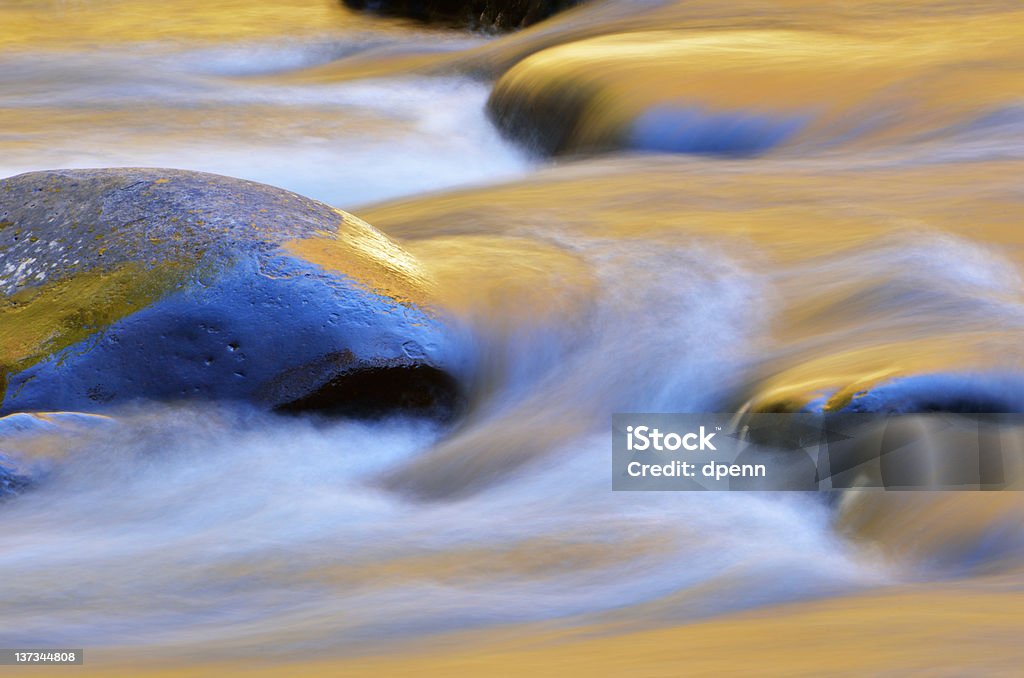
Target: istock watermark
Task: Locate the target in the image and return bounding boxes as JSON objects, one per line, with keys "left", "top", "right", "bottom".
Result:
{"left": 612, "top": 413, "right": 1024, "bottom": 491}
{"left": 626, "top": 425, "right": 718, "bottom": 452}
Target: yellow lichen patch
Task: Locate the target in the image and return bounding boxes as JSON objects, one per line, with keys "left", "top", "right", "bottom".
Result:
{"left": 284, "top": 213, "right": 436, "bottom": 309}
{"left": 0, "top": 262, "right": 190, "bottom": 401}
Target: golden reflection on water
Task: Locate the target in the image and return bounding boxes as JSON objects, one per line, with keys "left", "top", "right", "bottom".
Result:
{"left": 284, "top": 212, "right": 439, "bottom": 307}
{"left": 17, "top": 576, "right": 1024, "bottom": 676}
{"left": 5, "top": 0, "right": 1024, "bottom": 675}
{"left": 488, "top": 15, "right": 1024, "bottom": 154}
{"left": 0, "top": 0, "right": 381, "bottom": 48}
{"left": 363, "top": 155, "right": 1024, "bottom": 410}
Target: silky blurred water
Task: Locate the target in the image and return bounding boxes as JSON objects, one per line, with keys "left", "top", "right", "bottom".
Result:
{"left": 0, "top": 36, "right": 533, "bottom": 206}
{"left": 3, "top": 0, "right": 1024, "bottom": 664}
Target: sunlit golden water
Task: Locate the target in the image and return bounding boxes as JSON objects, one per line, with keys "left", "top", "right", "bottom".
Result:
{"left": 3, "top": 0, "right": 1024, "bottom": 675}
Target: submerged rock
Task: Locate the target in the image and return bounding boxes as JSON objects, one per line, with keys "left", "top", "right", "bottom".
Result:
{"left": 487, "top": 27, "right": 1024, "bottom": 157}
{"left": 0, "top": 168, "right": 461, "bottom": 417}
{"left": 0, "top": 459, "right": 31, "bottom": 499}
{"left": 485, "top": 31, "right": 823, "bottom": 157}
{"left": 340, "top": 0, "right": 582, "bottom": 31}
{"left": 0, "top": 411, "right": 121, "bottom": 500}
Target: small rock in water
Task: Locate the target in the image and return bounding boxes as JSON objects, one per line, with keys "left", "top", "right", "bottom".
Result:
{"left": 0, "top": 168, "right": 462, "bottom": 418}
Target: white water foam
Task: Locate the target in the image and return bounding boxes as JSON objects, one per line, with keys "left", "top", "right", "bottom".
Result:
{"left": 0, "top": 237, "right": 890, "bottom": 656}
{"left": 0, "top": 41, "right": 534, "bottom": 206}
{"left": 0, "top": 405, "right": 886, "bottom": 656}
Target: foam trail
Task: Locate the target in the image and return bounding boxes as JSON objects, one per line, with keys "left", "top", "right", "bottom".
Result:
{"left": 0, "top": 405, "right": 884, "bottom": 655}
{"left": 0, "top": 235, "right": 889, "bottom": 656}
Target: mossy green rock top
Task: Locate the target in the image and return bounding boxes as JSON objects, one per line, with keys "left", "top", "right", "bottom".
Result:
{"left": 0, "top": 168, "right": 461, "bottom": 417}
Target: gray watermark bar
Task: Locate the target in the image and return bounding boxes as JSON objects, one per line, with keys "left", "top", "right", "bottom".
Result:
{"left": 612, "top": 413, "right": 1024, "bottom": 490}
{"left": 0, "top": 649, "right": 83, "bottom": 665}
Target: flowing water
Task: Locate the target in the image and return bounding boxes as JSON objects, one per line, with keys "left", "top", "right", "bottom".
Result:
{"left": 2, "top": 0, "right": 1024, "bottom": 671}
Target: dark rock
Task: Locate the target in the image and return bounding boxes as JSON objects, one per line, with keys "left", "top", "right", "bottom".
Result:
{"left": 275, "top": 363, "right": 461, "bottom": 421}
{"left": 341, "top": 0, "right": 583, "bottom": 31}
{"left": 0, "top": 168, "right": 462, "bottom": 417}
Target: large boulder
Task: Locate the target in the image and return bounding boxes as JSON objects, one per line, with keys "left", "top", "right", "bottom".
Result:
{"left": 341, "top": 0, "right": 583, "bottom": 31}
{"left": 0, "top": 169, "right": 461, "bottom": 418}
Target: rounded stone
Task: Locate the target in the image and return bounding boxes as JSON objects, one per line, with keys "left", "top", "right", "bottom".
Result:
{"left": 0, "top": 168, "right": 462, "bottom": 417}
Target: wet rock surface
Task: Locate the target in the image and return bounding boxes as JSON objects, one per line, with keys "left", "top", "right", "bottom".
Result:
{"left": 0, "top": 168, "right": 462, "bottom": 417}
{"left": 341, "top": 0, "right": 583, "bottom": 31}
